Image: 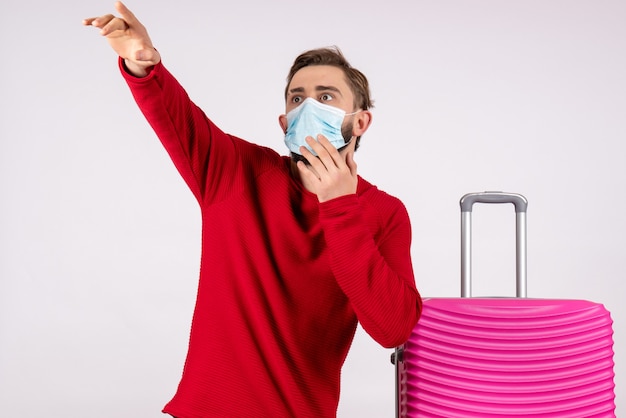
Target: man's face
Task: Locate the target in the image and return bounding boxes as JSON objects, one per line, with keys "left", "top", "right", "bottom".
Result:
{"left": 281, "top": 65, "right": 357, "bottom": 142}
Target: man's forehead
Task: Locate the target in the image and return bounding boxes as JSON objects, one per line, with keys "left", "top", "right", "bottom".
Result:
{"left": 289, "top": 65, "right": 349, "bottom": 91}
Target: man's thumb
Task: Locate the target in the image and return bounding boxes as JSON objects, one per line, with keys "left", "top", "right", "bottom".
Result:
{"left": 135, "top": 48, "right": 158, "bottom": 63}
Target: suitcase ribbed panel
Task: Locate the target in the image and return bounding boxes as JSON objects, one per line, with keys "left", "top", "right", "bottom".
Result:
{"left": 399, "top": 298, "right": 615, "bottom": 417}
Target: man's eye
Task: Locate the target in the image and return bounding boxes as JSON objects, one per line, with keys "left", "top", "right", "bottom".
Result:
{"left": 292, "top": 96, "right": 302, "bottom": 104}
{"left": 320, "top": 94, "right": 333, "bottom": 102}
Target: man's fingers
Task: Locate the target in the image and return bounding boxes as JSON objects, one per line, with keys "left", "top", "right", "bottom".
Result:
{"left": 84, "top": 14, "right": 114, "bottom": 29}
{"left": 304, "top": 136, "right": 329, "bottom": 156}
{"left": 302, "top": 138, "right": 330, "bottom": 171}
{"left": 83, "top": 13, "right": 128, "bottom": 36}
{"left": 309, "top": 135, "right": 342, "bottom": 169}
{"left": 296, "top": 160, "right": 318, "bottom": 181}
{"left": 83, "top": 2, "right": 137, "bottom": 34}
{"left": 115, "top": 1, "right": 139, "bottom": 26}
{"left": 299, "top": 140, "right": 319, "bottom": 166}
{"left": 102, "top": 18, "right": 129, "bottom": 34}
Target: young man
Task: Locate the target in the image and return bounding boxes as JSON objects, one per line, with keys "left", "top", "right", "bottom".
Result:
{"left": 84, "top": 2, "right": 421, "bottom": 417}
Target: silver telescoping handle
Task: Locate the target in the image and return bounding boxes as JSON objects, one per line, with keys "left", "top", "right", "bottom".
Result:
{"left": 460, "top": 192, "right": 528, "bottom": 298}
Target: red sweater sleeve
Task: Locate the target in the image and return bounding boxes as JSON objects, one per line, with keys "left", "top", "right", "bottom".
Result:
{"left": 119, "top": 59, "right": 240, "bottom": 204}
{"left": 319, "top": 192, "right": 421, "bottom": 348}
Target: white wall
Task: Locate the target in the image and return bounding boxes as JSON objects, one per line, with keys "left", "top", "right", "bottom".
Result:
{"left": 1, "top": 0, "right": 624, "bottom": 416}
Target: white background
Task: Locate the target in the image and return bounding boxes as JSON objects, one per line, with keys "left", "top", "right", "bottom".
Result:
{"left": 1, "top": 0, "right": 624, "bottom": 416}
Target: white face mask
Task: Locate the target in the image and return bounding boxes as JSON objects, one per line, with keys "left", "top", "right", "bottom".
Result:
{"left": 284, "top": 98, "right": 358, "bottom": 156}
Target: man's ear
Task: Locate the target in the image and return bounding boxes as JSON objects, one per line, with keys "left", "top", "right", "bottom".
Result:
{"left": 352, "top": 110, "right": 372, "bottom": 137}
{"left": 278, "top": 114, "right": 288, "bottom": 134}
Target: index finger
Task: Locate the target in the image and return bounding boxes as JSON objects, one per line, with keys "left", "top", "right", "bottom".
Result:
{"left": 315, "top": 134, "right": 345, "bottom": 163}
{"left": 114, "top": 1, "right": 139, "bottom": 26}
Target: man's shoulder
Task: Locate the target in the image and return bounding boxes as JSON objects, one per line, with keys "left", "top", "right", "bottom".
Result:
{"left": 357, "top": 177, "right": 402, "bottom": 202}
{"left": 357, "top": 177, "right": 409, "bottom": 218}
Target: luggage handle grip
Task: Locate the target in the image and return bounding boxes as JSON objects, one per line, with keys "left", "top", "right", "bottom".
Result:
{"left": 460, "top": 191, "right": 528, "bottom": 213}
{"left": 460, "top": 192, "right": 528, "bottom": 298}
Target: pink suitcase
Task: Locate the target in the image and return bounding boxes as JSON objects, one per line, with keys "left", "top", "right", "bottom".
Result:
{"left": 393, "top": 192, "right": 616, "bottom": 417}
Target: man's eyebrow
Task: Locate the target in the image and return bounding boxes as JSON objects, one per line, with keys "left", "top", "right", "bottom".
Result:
{"left": 316, "top": 85, "right": 343, "bottom": 96}
{"left": 287, "top": 85, "right": 343, "bottom": 96}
